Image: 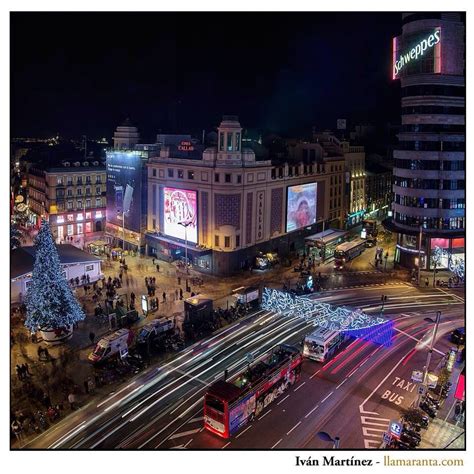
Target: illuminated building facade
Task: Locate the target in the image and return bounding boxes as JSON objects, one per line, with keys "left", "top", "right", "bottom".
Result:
{"left": 385, "top": 13, "right": 465, "bottom": 270}
{"left": 146, "top": 116, "right": 345, "bottom": 275}
{"left": 28, "top": 161, "right": 106, "bottom": 242}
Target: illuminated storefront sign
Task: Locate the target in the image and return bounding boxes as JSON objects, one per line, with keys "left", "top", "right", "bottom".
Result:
{"left": 178, "top": 140, "right": 194, "bottom": 151}
{"left": 163, "top": 187, "right": 198, "bottom": 243}
{"left": 393, "top": 29, "right": 441, "bottom": 79}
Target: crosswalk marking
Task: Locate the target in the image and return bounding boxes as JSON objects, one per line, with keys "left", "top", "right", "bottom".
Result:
{"left": 362, "top": 427, "right": 386, "bottom": 438}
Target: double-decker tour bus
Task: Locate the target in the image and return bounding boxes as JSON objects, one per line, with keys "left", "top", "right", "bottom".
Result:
{"left": 334, "top": 238, "right": 366, "bottom": 269}
{"left": 302, "top": 326, "right": 349, "bottom": 362}
{"left": 203, "top": 344, "right": 302, "bottom": 438}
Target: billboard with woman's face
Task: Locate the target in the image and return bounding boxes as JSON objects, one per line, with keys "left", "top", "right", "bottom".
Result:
{"left": 163, "top": 187, "right": 198, "bottom": 243}
{"left": 286, "top": 183, "right": 317, "bottom": 232}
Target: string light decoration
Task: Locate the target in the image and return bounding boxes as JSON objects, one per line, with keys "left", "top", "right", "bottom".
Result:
{"left": 261, "top": 287, "right": 393, "bottom": 346}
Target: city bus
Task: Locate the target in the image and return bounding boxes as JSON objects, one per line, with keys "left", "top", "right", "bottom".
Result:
{"left": 203, "top": 344, "right": 303, "bottom": 438}
{"left": 334, "top": 238, "right": 366, "bottom": 269}
{"left": 302, "top": 326, "right": 349, "bottom": 362}
{"left": 362, "top": 219, "right": 378, "bottom": 237}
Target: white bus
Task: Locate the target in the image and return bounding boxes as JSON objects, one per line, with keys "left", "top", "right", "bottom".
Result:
{"left": 334, "top": 238, "right": 366, "bottom": 269}
{"left": 303, "top": 326, "right": 348, "bottom": 362}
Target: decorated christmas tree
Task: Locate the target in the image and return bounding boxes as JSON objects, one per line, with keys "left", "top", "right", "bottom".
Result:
{"left": 25, "top": 219, "right": 85, "bottom": 332}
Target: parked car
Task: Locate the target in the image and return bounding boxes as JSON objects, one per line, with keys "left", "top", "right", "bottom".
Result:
{"left": 450, "top": 327, "right": 465, "bottom": 346}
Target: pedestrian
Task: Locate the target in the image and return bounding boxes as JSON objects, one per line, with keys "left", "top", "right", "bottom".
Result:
{"left": 425, "top": 277, "right": 429, "bottom": 287}
{"left": 119, "top": 272, "right": 123, "bottom": 282}
{"left": 178, "top": 276, "right": 181, "bottom": 286}
{"left": 162, "top": 291, "right": 166, "bottom": 303}
{"left": 152, "top": 257, "right": 155, "bottom": 265}
{"left": 175, "top": 288, "right": 178, "bottom": 300}
{"left": 68, "top": 392, "right": 76, "bottom": 410}
{"left": 11, "top": 419, "right": 23, "bottom": 442}
{"left": 42, "top": 392, "right": 51, "bottom": 408}
{"left": 89, "top": 332, "right": 95, "bottom": 344}
{"left": 156, "top": 264, "right": 160, "bottom": 272}
{"left": 15, "top": 364, "right": 23, "bottom": 381}
{"left": 179, "top": 288, "right": 183, "bottom": 300}
{"left": 86, "top": 274, "right": 90, "bottom": 284}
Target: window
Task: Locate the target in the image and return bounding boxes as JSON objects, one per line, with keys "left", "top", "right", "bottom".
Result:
{"left": 86, "top": 187, "right": 91, "bottom": 195}
{"left": 215, "top": 235, "right": 219, "bottom": 247}
{"left": 67, "top": 201, "right": 73, "bottom": 210}
{"left": 77, "top": 223, "right": 83, "bottom": 234}
{"left": 85, "top": 212, "right": 92, "bottom": 219}
{"left": 77, "top": 188, "right": 82, "bottom": 196}
{"left": 96, "top": 198, "right": 102, "bottom": 207}
{"left": 66, "top": 189, "right": 72, "bottom": 197}
{"left": 235, "top": 132, "right": 240, "bottom": 151}
{"left": 85, "top": 264, "right": 94, "bottom": 272}
{"left": 152, "top": 169, "right": 157, "bottom": 177}
{"left": 224, "top": 236, "right": 230, "bottom": 248}
{"left": 67, "top": 214, "right": 74, "bottom": 222}
{"left": 152, "top": 218, "right": 156, "bottom": 229}
{"left": 85, "top": 222, "right": 92, "bottom": 232}
{"left": 215, "top": 173, "right": 220, "bottom": 183}
{"left": 225, "top": 174, "right": 231, "bottom": 183}
{"left": 236, "top": 235, "right": 240, "bottom": 247}
{"left": 77, "top": 213, "right": 84, "bottom": 221}
{"left": 168, "top": 169, "right": 174, "bottom": 178}
{"left": 77, "top": 177, "right": 83, "bottom": 185}
{"left": 188, "top": 170, "right": 194, "bottom": 180}
{"left": 96, "top": 186, "right": 101, "bottom": 194}
{"left": 57, "top": 177, "right": 63, "bottom": 185}
{"left": 219, "top": 132, "right": 224, "bottom": 151}
{"left": 57, "top": 215, "right": 65, "bottom": 224}
{"left": 236, "top": 175, "right": 242, "bottom": 184}
{"left": 96, "top": 176, "right": 102, "bottom": 184}
{"left": 67, "top": 225, "right": 74, "bottom": 236}
{"left": 77, "top": 200, "right": 82, "bottom": 209}
{"left": 95, "top": 211, "right": 103, "bottom": 218}
{"left": 67, "top": 177, "right": 73, "bottom": 185}
{"left": 56, "top": 189, "right": 65, "bottom": 198}
{"left": 86, "top": 199, "right": 91, "bottom": 208}
{"left": 178, "top": 169, "right": 184, "bottom": 179}
{"left": 227, "top": 133, "right": 233, "bottom": 151}
{"left": 86, "top": 176, "right": 91, "bottom": 184}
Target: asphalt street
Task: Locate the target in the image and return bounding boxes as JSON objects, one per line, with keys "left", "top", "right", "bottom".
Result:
{"left": 25, "top": 282, "right": 464, "bottom": 450}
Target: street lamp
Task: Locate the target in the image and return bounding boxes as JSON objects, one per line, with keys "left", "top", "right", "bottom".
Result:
{"left": 416, "top": 311, "right": 441, "bottom": 407}
{"left": 178, "top": 221, "right": 192, "bottom": 274}
{"left": 317, "top": 431, "right": 340, "bottom": 449}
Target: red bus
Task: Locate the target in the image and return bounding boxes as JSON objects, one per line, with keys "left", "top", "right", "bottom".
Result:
{"left": 203, "top": 344, "right": 303, "bottom": 438}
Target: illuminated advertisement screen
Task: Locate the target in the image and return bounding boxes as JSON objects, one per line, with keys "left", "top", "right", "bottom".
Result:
{"left": 286, "top": 183, "right": 317, "bottom": 233}
{"left": 106, "top": 151, "right": 144, "bottom": 233}
{"left": 163, "top": 187, "right": 198, "bottom": 243}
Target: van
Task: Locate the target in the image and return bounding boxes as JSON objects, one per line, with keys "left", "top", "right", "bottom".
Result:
{"left": 137, "top": 318, "right": 174, "bottom": 345}
{"left": 88, "top": 328, "right": 132, "bottom": 364}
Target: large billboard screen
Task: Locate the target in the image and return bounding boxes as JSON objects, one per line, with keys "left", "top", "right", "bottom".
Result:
{"left": 106, "top": 151, "right": 143, "bottom": 233}
{"left": 286, "top": 183, "right": 317, "bottom": 233}
{"left": 163, "top": 187, "right": 198, "bottom": 243}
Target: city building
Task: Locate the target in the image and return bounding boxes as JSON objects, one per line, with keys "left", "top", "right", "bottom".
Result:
{"left": 146, "top": 116, "right": 345, "bottom": 275}
{"left": 314, "top": 132, "right": 367, "bottom": 228}
{"left": 27, "top": 160, "right": 106, "bottom": 243}
{"left": 364, "top": 158, "right": 393, "bottom": 220}
{"left": 11, "top": 244, "right": 103, "bottom": 303}
{"left": 385, "top": 13, "right": 465, "bottom": 270}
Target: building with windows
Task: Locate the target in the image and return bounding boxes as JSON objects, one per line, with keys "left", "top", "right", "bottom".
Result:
{"left": 146, "top": 116, "right": 346, "bottom": 275}
{"left": 28, "top": 160, "right": 106, "bottom": 243}
{"left": 364, "top": 159, "right": 393, "bottom": 220}
{"left": 384, "top": 12, "right": 465, "bottom": 270}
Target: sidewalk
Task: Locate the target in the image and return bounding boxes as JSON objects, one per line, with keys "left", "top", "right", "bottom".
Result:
{"left": 418, "top": 418, "right": 464, "bottom": 449}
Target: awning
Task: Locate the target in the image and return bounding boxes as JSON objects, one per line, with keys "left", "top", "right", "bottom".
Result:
{"left": 305, "top": 229, "right": 348, "bottom": 245}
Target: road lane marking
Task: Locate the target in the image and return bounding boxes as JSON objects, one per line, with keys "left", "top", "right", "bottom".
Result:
{"left": 277, "top": 395, "right": 290, "bottom": 406}
{"left": 258, "top": 409, "right": 272, "bottom": 420}
{"left": 294, "top": 381, "right": 306, "bottom": 392}
{"left": 236, "top": 425, "right": 252, "bottom": 439}
{"left": 363, "top": 427, "right": 385, "bottom": 437}
{"left": 168, "top": 428, "right": 201, "bottom": 440}
{"left": 184, "top": 439, "right": 193, "bottom": 448}
{"left": 365, "top": 439, "right": 380, "bottom": 448}
{"left": 271, "top": 438, "right": 283, "bottom": 449}
{"left": 286, "top": 421, "right": 301, "bottom": 435}
{"left": 360, "top": 416, "right": 390, "bottom": 427}
{"left": 310, "top": 369, "right": 321, "bottom": 379}
{"left": 96, "top": 382, "right": 136, "bottom": 408}
{"left": 320, "top": 391, "right": 333, "bottom": 404}
{"left": 336, "top": 378, "right": 347, "bottom": 389}
{"left": 222, "top": 442, "right": 231, "bottom": 449}
{"left": 188, "top": 416, "right": 204, "bottom": 423}
{"left": 304, "top": 404, "right": 319, "bottom": 419}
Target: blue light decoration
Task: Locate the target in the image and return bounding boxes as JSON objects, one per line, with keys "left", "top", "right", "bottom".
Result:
{"left": 261, "top": 287, "right": 393, "bottom": 347}
{"left": 433, "top": 246, "right": 465, "bottom": 280}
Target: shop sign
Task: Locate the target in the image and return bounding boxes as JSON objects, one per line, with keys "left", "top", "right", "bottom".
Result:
{"left": 411, "top": 370, "right": 423, "bottom": 383}
{"left": 178, "top": 140, "right": 194, "bottom": 151}
{"left": 389, "top": 420, "right": 402, "bottom": 439}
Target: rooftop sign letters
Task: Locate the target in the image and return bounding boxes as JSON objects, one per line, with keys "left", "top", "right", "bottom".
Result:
{"left": 178, "top": 140, "right": 194, "bottom": 152}
{"left": 393, "top": 29, "right": 440, "bottom": 79}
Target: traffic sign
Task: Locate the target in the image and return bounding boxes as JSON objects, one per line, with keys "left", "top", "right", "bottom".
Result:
{"left": 389, "top": 420, "right": 402, "bottom": 439}
{"left": 418, "top": 385, "right": 426, "bottom": 396}
{"left": 383, "top": 432, "right": 392, "bottom": 444}
{"left": 411, "top": 370, "right": 423, "bottom": 383}
{"left": 427, "top": 373, "right": 438, "bottom": 388}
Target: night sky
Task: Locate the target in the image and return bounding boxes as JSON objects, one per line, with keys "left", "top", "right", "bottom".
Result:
{"left": 11, "top": 12, "right": 401, "bottom": 141}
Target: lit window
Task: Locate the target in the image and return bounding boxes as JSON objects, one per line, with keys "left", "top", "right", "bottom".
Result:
{"left": 77, "top": 213, "right": 84, "bottom": 221}
{"left": 67, "top": 214, "right": 74, "bottom": 222}
{"left": 95, "top": 198, "right": 102, "bottom": 207}
{"left": 77, "top": 223, "right": 83, "bottom": 234}
{"left": 85, "top": 222, "right": 92, "bottom": 232}
{"left": 57, "top": 215, "right": 65, "bottom": 224}
{"left": 57, "top": 177, "right": 63, "bottom": 185}
{"left": 95, "top": 211, "right": 102, "bottom": 218}
{"left": 224, "top": 236, "right": 231, "bottom": 248}
{"left": 178, "top": 169, "right": 184, "bottom": 179}
{"left": 227, "top": 133, "right": 233, "bottom": 151}
{"left": 188, "top": 170, "right": 194, "bottom": 180}
{"left": 85, "top": 212, "right": 92, "bottom": 219}
{"left": 215, "top": 235, "right": 219, "bottom": 247}
{"left": 67, "top": 224, "right": 74, "bottom": 236}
